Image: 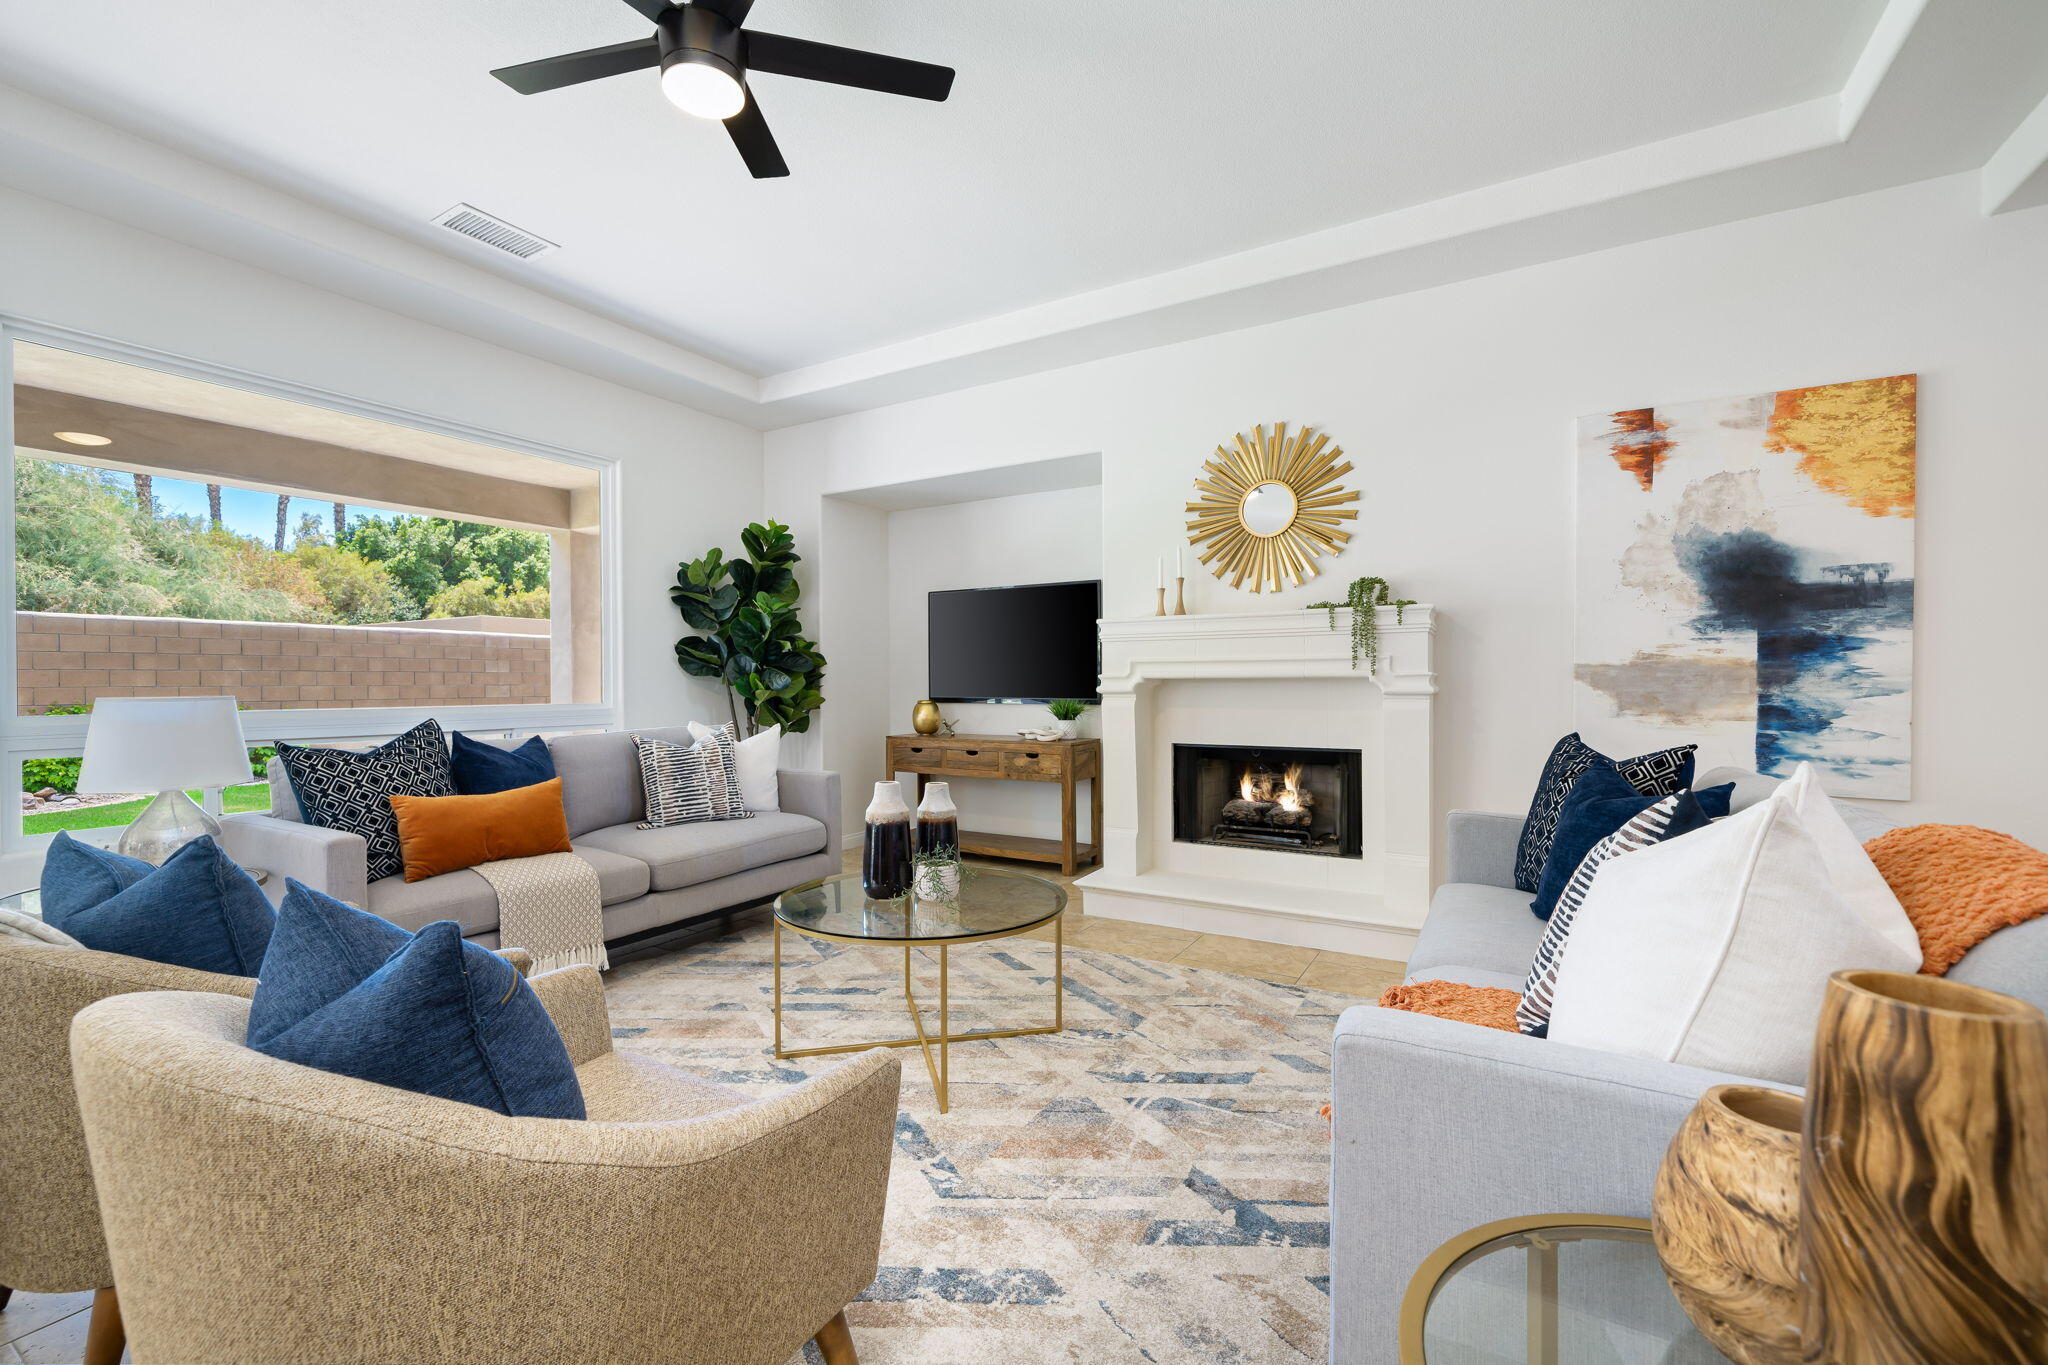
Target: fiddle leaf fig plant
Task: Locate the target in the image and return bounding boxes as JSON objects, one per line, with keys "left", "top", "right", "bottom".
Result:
{"left": 672, "top": 519, "right": 827, "bottom": 735}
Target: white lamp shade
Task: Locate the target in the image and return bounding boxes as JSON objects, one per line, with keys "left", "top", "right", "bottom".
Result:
{"left": 77, "top": 696, "right": 252, "bottom": 793}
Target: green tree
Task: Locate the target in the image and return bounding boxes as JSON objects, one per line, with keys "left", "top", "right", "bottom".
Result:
{"left": 293, "top": 543, "right": 422, "bottom": 623}
{"left": 427, "top": 577, "right": 549, "bottom": 619}
{"left": 13, "top": 459, "right": 301, "bottom": 621}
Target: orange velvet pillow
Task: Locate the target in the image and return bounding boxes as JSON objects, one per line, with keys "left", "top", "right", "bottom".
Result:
{"left": 387, "top": 779, "right": 573, "bottom": 882}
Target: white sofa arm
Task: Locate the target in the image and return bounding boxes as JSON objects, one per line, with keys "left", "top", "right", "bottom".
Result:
{"left": 1328, "top": 1003, "right": 1790, "bottom": 1363}
{"left": 218, "top": 813, "right": 368, "bottom": 907}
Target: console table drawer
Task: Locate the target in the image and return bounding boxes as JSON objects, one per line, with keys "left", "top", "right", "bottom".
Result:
{"left": 891, "top": 741, "right": 999, "bottom": 774}
{"left": 1001, "top": 749, "right": 1067, "bottom": 780}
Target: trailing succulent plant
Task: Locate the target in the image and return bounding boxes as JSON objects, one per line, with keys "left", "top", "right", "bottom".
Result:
{"left": 1308, "top": 576, "right": 1416, "bottom": 673}
{"left": 672, "top": 519, "right": 827, "bottom": 735}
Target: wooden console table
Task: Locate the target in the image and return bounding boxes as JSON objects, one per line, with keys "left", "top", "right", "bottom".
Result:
{"left": 885, "top": 734, "right": 1101, "bottom": 875}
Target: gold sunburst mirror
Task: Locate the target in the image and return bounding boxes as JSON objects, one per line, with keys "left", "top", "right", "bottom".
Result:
{"left": 1186, "top": 423, "right": 1359, "bottom": 592}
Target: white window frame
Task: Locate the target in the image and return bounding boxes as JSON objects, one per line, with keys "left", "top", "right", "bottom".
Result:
{"left": 1, "top": 315, "right": 625, "bottom": 856}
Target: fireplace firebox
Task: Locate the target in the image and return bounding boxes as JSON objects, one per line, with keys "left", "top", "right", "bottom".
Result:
{"left": 1171, "top": 743, "right": 1363, "bottom": 858}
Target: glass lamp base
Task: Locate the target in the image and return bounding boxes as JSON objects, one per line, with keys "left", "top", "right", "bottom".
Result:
{"left": 115, "top": 790, "right": 223, "bottom": 866}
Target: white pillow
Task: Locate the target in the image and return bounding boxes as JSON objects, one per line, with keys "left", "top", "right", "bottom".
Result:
{"left": 1546, "top": 764, "right": 1918, "bottom": 1085}
{"left": 688, "top": 721, "right": 780, "bottom": 814}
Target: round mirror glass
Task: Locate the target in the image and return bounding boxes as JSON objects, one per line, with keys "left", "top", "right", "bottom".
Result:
{"left": 1240, "top": 481, "right": 1299, "bottom": 536}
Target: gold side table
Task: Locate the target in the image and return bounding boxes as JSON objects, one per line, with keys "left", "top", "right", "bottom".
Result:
{"left": 1398, "top": 1214, "right": 1724, "bottom": 1363}
{"left": 771, "top": 868, "right": 1066, "bottom": 1113}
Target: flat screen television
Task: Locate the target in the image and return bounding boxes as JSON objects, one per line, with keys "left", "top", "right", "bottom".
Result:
{"left": 928, "top": 580, "right": 1102, "bottom": 703}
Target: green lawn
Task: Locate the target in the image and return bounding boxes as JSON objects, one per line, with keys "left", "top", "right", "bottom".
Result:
{"left": 22, "top": 783, "right": 274, "bottom": 836}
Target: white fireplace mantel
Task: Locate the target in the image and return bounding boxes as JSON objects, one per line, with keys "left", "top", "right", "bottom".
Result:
{"left": 1076, "top": 606, "right": 1436, "bottom": 959}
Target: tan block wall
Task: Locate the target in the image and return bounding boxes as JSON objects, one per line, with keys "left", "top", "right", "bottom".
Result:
{"left": 16, "top": 612, "right": 551, "bottom": 713}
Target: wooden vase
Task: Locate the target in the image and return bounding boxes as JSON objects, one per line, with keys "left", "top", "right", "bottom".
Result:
{"left": 1653, "top": 1084, "right": 1805, "bottom": 1365}
{"left": 1800, "top": 970, "right": 2048, "bottom": 1363}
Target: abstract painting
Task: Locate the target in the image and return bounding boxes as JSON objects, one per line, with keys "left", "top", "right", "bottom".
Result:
{"left": 1574, "top": 374, "right": 1915, "bottom": 798}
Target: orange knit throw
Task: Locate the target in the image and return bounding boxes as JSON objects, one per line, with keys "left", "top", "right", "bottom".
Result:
{"left": 1865, "top": 824, "right": 2048, "bottom": 975}
{"left": 1376, "top": 978, "right": 1523, "bottom": 1032}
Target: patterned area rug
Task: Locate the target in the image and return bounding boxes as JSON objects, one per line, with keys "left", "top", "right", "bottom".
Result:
{"left": 603, "top": 914, "right": 1364, "bottom": 1364}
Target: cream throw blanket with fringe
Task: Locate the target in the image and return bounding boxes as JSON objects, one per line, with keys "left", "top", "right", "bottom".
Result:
{"left": 472, "top": 851, "right": 608, "bottom": 974}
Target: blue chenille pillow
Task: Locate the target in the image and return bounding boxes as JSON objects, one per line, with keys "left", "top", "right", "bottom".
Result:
{"left": 1511, "top": 733, "right": 1699, "bottom": 892}
{"left": 450, "top": 732, "right": 557, "bottom": 796}
{"left": 41, "top": 834, "right": 275, "bottom": 975}
{"left": 1529, "top": 768, "right": 1734, "bottom": 920}
{"left": 248, "top": 911, "right": 585, "bottom": 1120}
{"left": 246, "top": 880, "right": 411, "bottom": 1046}
{"left": 39, "top": 831, "right": 155, "bottom": 920}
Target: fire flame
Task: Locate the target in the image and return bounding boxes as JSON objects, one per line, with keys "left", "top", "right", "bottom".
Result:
{"left": 1239, "top": 763, "right": 1306, "bottom": 811}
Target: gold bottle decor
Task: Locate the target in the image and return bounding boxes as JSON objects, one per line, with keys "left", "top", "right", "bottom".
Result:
{"left": 910, "top": 699, "right": 942, "bottom": 735}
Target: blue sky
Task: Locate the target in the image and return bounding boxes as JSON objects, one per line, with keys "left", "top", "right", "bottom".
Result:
{"left": 86, "top": 466, "right": 398, "bottom": 542}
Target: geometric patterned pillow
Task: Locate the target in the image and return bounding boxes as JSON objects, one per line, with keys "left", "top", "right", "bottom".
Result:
{"left": 634, "top": 735, "right": 723, "bottom": 830}
{"left": 1510, "top": 733, "right": 1697, "bottom": 893}
{"left": 1517, "top": 792, "right": 1691, "bottom": 1036}
{"left": 276, "top": 719, "right": 455, "bottom": 884}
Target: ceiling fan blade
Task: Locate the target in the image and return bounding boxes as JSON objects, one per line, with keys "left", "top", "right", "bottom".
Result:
{"left": 725, "top": 91, "right": 789, "bottom": 178}
{"left": 492, "top": 38, "right": 659, "bottom": 94}
{"left": 744, "top": 31, "right": 954, "bottom": 101}
{"left": 695, "top": 0, "right": 757, "bottom": 24}
{"left": 617, "top": 0, "right": 673, "bottom": 21}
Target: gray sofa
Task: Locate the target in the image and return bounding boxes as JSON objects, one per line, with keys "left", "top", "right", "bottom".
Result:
{"left": 218, "top": 727, "right": 840, "bottom": 948}
{"left": 1329, "top": 767, "right": 2048, "bottom": 1364}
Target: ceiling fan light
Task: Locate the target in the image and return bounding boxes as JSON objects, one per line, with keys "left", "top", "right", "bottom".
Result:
{"left": 661, "top": 54, "right": 745, "bottom": 120}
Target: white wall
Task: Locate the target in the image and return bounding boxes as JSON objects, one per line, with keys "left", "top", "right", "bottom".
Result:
{"left": 770, "top": 173, "right": 2048, "bottom": 852}
{"left": 1, "top": 185, "right": 763, "bottom": 734}
{"left": 883, "top": 485, "right": 1102, "bottom": 840}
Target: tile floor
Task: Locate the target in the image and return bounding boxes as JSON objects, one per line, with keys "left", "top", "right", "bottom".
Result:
{"left": 0, "top": 851, "right": 1405, "bottom": 1357}
{"left": 840, "top": 847, "right": 1409, "bottom": 995}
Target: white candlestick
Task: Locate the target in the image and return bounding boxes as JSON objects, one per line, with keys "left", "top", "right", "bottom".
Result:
{"left": 1176, "top": 546, "right": 1183, "bottom": 577}
{"left": 1157, "top": 557, "right": 1164, "bottom": 588}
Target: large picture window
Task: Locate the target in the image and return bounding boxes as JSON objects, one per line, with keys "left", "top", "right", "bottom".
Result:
{"left": 4, "top": 329, "right": 617, "bottom": 849}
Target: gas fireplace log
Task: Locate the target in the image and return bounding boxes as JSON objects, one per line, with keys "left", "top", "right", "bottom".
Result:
{"left": 1222, "top": 798, "right": 1277, "bottom": 823}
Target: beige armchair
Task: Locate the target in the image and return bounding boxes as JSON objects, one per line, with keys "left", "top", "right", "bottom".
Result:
{"left": 0, "top": 936, "right": 256, "bottom": 1365}
{"left": 68, "top": 965, "right": 902, "bottom": 1365}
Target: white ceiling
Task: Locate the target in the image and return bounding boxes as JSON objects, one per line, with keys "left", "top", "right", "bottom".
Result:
{"left": 1, "top": 0, "right": 2045, "bottom": 426}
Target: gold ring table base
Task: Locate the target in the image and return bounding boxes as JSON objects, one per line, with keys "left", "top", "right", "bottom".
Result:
{"left": 772, "top": 911, "right": 1065, "bottom": 1113}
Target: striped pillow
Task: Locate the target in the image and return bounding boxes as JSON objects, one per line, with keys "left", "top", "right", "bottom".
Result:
{"left": 692, "top": 723, "right": 752, "bottom": 820}
{"left": 1517, "top": 794, "right": 1686, "bottom": 1036}
{"left": 634, "top": 736, "right": 721, "bottom": 829}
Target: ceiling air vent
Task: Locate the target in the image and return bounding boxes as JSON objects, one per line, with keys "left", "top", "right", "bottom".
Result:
{"left": 430, "top": 203, "right": 558, "bottom": 260}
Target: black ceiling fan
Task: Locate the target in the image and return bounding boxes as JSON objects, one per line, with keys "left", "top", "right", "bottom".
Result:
{"left": 490, "top": 0, "right": 954, "bottom": 179}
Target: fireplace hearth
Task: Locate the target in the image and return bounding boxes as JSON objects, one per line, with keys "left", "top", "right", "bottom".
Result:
{"left": 1171, "top": 742, "right": 1363, "bottom": 859}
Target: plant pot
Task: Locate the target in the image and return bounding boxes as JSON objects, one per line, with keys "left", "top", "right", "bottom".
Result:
{"left": 1800, "top": 970, "right": 2048, "bottom": 1362}
{"left": 1652, "top": 1084, "right": 1804, "bottom": 1364}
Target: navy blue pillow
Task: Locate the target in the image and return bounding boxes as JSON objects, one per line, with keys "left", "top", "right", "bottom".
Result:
{"left": 450, "top": 732, "right": 556, "bottom": 796}
{"left": 40, "top": 831, "right": 155, "bottom": 921}
{"left": 247, "top": 880, "right": 412, "bottom": 1046}
{"left": 248, "top": 910, "right": 584, "bottom": 1119}
{"left": 42, "top": 835, "right": 275, "bottom": 975}
{"left": 1530, "top": 770, "right": 1733, "bottom": 920}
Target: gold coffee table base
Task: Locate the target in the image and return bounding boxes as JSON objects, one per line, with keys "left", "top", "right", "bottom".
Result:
{"left": 771, "top": 912, "right": 1064, "bottom": 1114}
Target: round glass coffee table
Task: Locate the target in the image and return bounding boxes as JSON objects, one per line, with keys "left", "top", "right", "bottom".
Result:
{"left": 772, "top": 868, "right": 1067, "bottom": 1113}
{"left": 1399, "top": 1215, "right": 1724, "bottom": 1363}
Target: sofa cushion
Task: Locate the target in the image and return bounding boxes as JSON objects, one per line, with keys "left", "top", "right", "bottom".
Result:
{"left": 388, "top": 779, "right": 574, "bottom": 881}
{"left": 574, "top": 812, "right": 829, "bottom": 892}
{"left": 367, "top": 845, "right": 651, "bottom": 935}
{"left": 250, "top": 918, "right": 585, "bottom": 1119}
{"left": 248, "top": 881, "right": 409, "bottom": 1045}
{"left": 40, "top": 831, "right": 155, "bottom": 919}
{"left": 1949, "top": 914, "right": 2048, "bottom": 1015}
{"left": 43, "top": 834, "right": 275, "bottom": 976}
{"left": 450, "top": 732, "right": 556, "bottom": 795}
{"left": 276, "top": 720, "right": 455, "bottom": 882}
{"left": 547, "top": 727, "right": 697, "bottom": 837}
{"left": 1408, "top": 881, "right": 1548, "bottom": 988}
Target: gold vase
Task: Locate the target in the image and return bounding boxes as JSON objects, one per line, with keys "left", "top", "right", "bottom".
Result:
{"left": 1653, "top": 1084, "right": 1804, "bottom": 1364}
{"left": 910, "top": 700, "right": 942, "bottom": 736}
